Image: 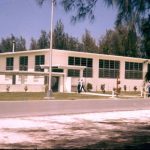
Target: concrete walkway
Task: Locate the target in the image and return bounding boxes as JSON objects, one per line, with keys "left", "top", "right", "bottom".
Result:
{"left": 80, "top": 92, "right": 113, "bottom": 97}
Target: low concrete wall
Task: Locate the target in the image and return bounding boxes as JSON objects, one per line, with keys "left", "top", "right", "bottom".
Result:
{"left": 0, "top": 84, "right": 45, "bottom": 92}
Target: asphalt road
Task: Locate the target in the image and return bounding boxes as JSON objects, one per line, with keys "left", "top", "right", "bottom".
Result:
{"left": 0, "top": 98, "right": 150, "bottom": 118}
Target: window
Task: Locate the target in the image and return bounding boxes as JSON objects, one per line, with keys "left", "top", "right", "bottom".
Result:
{"left": 87, "top": 58, "right": 93, "bottom": 67}
{"left": 35, "top": 55, "right": 45, "bottom": 72}
{"left": 81, "top": 58, "right": 86, "bottom": 66}
{"left": 125, "top": 62, "right": 143, "bottom": 79}
{"left": 6, "top": 57, "right": 14, "bottom": 70}
{"left": 83, "top": 68, "right": 93, "bottom": 77}
{"left": 68, "top": 69, "right": 80, "bottom": 77}
{"left": 52, "top": 67, "right": 64, "bottom": 72}
{"left": 75, "top": 57, "right": 80, "bottom": 66}
{"left": 99, "top": 60, "right": 120, "bottom": 78}
{"left": 68, "top": 56, "right": 93, "bottom": 77}
{"left": 68, "top": 57, "right": 74, "bottom": 65}
{"left": 19, "top": 56, "right": 28, "bottom": 71}
{"left": 104, "top": 60, "right": 109, "bottom": 68}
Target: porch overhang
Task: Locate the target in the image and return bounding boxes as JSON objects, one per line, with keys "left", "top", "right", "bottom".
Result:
{"left": 0, "top": 71, "right": 65, "bottom": 76}
{"left": 40, "top": 64, "right": 86, "bottom": 70}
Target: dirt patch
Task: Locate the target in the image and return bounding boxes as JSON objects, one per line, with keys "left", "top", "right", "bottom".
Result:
{"left": 0, "top": 110, "right": 150, "bottom": 149}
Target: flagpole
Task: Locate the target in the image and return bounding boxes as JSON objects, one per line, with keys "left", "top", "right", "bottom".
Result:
{"left": 46, "top": 0, "right": 54, "bottom": 99}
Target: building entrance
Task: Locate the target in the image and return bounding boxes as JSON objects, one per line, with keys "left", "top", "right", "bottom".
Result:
{"left": 12, "top": 75, "right": 16, "bottom": 85}
{"left": 52, "top": 76, "right": 59, "bottom": 92}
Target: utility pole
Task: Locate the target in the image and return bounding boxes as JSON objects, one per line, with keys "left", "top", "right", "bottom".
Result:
{"left": 45, "top": 0, "right": 54, "bottom": 99}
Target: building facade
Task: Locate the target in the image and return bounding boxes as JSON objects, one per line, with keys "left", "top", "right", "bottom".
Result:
{"left": 0, "top": 49, "right": 149, "bottom": 92}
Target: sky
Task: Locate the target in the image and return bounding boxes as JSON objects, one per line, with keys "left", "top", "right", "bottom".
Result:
{"left": 0, "top": 0, "right": 117, "bottom": 49}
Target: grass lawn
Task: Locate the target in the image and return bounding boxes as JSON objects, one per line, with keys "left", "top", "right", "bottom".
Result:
{"left": 0, "top": 92, "right": 108, "bottom": 101}
{"left": 0, "top": 91, "right": 141, "bottom": 101}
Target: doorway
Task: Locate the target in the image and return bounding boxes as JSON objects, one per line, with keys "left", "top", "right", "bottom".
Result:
{"left": 12, "top": 75, "right": 16, "bottom": 85}
{"left": 52, "top": 76, "right": 59, "bottom": 92}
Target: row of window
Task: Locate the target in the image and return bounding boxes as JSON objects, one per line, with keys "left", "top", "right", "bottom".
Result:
{"left": 68, "top": 57, "right": 144, "bottom": 79}
{"left": 68, "top": 57, "right": 93, "bottom": 67}
{"left": 99, "top": 60, "right": 120, "bottom": 78}
{"left": 6, "top": 55, "right": 45, "bottom": 71}
{"left": 68, "top": 57, "right": 93, "bottom": 77}
{"left": 5, "top": 55, "right": 144, "bottom": 79}
{"left": 99, "top": 60, "right": 143, "bottom": 79}
{"left": 125, "top": 62, "right": 143, "bottom": 79}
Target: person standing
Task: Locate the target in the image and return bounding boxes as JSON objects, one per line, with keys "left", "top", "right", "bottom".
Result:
{"left": 147, "top": 81, "right": 150, "bottom": 97}
{"left": 77, "top": 80, "right": 81, "bottom": 93}
{"left": 80, "top": 79, "right": 86, "bottom": 92}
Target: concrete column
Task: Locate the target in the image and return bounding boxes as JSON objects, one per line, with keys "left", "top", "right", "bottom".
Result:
{"left": 63, "top": 68, "right": 68, "bottom": 92}
{"left": 28, "top": 54, "right": 35, "bottom": 72}
{"left": 143, "top": 61, "right": 148, "bottom": 80}
{"left": 93, "top": 58, "right": 99, "bottom": 79}
{"left": 80, "top": 69, "right": 84, "bottom": 78}
{"left": 14, "top": 55, "right": 19, "bottom": 71}
{"left": 92, "top": 57, "right": 99, "bottom": 91}
{"left": 119, "top": 60, "right": 125, "bottom": 84}
{"left": 59, "top": 76, "right": 64, "bottom": 92}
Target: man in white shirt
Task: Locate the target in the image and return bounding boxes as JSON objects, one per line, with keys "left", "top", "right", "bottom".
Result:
{"left": 77, "top": 79, "right": 81, "bottom": 93}
{"left": 80, "top": 79, "right": 86, "bottom": 92}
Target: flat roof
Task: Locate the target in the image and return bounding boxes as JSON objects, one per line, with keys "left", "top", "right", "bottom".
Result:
{"left": 0, "top": 48, "right": 149, "bottom": 62}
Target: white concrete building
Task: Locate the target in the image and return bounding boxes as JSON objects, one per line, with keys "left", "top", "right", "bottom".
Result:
{"left": 0, "top": 49, "right": 149, "bottom": 92}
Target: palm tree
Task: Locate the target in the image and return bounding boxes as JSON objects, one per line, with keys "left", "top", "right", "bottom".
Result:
{"left": 36, "top": 0, "right": 149, "bottom": 56}
{"left": 106, "top": 0, "right": 149, "bottom": 26}
{"left": 36, "top": 0, "right": 149, "bottom": 31}
{"left": 61, "top": 0, "right": 149, "bottom": 26}
{"left": 60, "top": 0, "right": 149, "bottom": 58}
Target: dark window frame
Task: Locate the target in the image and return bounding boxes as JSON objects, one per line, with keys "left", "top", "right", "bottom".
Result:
{"left": 6, "top": 57, "right": 14, "bottom": 70}
{"left": 99, "top": 59, "right": 120, "bottom": 78}
{"left": 68, "top": 69, "right": 80, "bottom": 77}
{"left": 19, "top": 56, "right": 28, "bottom": 71}
{"left": 68, "top": 57, "right": 74, "bottom": 65}
{"left": 68, "top": 56, "right": 93, "bottom": 78}
{"left": 125, "top": 62, "right": 143, "bottom": 79}
{"left": 35, "top": 55, "right": 45, "bottom": 72}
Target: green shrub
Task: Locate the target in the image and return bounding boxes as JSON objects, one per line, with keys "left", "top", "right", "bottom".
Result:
{"left": 87, "top": 83, "right": 92, "bottom": 92}
{"left": 24, "top": 85, "right": 28, "bottom": 92}
{"left": 134, "top": 86, "right": 137, "bottom": 91}
{"left": 45, "top": 84, "right": 48, "bottom": 93}
{"left": 124, "top": 85, "right": 127, "bottom": 91}
{"left": 101, "top": 84, "right": 105, "bottom": 93}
